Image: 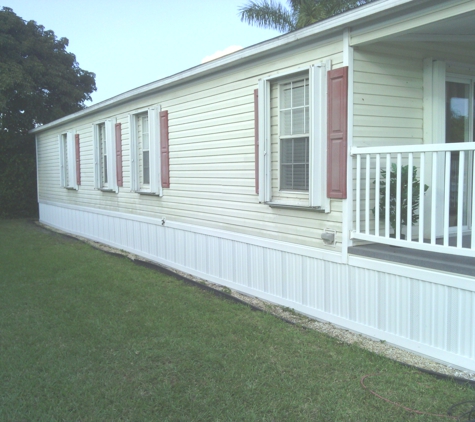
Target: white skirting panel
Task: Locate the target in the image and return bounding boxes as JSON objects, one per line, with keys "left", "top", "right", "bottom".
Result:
{"left": 39, "top": 201, "right": 475, "bottom": 372}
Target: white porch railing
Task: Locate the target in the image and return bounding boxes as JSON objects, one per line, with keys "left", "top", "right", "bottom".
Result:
{"left": 351, "top": 142, "right": 475, "bottom": 257}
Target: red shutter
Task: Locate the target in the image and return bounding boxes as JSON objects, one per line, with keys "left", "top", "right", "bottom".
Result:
{"left": 75, "top": 133, "right": 81, "bottom": 185}
{"left": 115, "top": 123, "right": 123, "bottom": 187}
{"left": 254, "top": 89, "right": 259, "bottom": 194}
{"left": 160, "top": 110, "right": 170, "bottom": 188}
{"left": 327, "top": 66, "right": 348, "bottom": 199}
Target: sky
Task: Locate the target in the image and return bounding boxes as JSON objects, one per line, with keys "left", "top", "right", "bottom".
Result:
{"left": 3, "top": 0, "right": 282, "bottom": 105}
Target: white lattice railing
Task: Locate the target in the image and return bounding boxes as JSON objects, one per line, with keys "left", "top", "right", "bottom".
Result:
{"left": 351, "top": 142, "right": 475, "bottom": 257}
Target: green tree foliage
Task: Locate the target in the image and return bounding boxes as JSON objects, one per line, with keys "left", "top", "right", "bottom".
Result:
{"left": 239, "top": 0, "right": 375, "bottom": 33}
{"left": 0, "top": 7, "right": 96, "bottom": 218}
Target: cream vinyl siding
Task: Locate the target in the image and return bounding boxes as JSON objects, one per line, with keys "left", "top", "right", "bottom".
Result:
{"left": 352, "top": 46, "right": 424, "bottom": 238}
{"left": 352, "top": 40, "right": 475, "bottom": 148}
{"left": 36, "top": 39, "right": 344, "bottom": 250}
{"left": 353, "top": 47, "right": 424, "bottom": 148}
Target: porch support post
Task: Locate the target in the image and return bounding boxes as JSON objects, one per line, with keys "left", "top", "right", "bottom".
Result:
{"left": 423, "top": 58, "right": 446, "bottom": 239}
{"left": 342, "top": 28, "right": 353, "bottom": 263}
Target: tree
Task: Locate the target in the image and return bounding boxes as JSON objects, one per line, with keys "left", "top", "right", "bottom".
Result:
{"left": 239, "top": 0, "right": 375, "bottom": 33}
{"left": 0, "top": 7, "right": 96, "bottom": 218}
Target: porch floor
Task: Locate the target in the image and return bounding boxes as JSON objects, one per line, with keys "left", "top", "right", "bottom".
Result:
{"left": 349, "top": 235, "right": 475, "bottom": 277}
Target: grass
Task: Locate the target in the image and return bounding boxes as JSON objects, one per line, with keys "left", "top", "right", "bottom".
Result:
{"left": 0, "top": 219, "right": 473, "bottom": 421}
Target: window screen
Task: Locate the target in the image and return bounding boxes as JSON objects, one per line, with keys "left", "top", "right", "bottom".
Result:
{"left": 280, "top": 77, "right": 309, "bottom": 191}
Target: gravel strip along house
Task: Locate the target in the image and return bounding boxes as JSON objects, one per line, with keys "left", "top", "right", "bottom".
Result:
{"left": 32, "top": 0, "right": 475, "bottom": 373}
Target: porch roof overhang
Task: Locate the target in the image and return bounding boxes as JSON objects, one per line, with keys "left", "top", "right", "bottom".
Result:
{"left": 350, "top": 0, "right": 475, "bottom": 48}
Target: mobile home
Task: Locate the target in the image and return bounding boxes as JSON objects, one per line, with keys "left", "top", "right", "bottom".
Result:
{"left": 32, "top": 0, "right": 475, "bottom": 372}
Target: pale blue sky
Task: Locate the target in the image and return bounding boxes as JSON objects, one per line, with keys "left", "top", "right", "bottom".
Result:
{"left": 3, "top": 0, "right": 281, "bottom": 104}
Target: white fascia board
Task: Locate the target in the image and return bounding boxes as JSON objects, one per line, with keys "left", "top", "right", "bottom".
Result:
{"left": 350, "top": 0, "right": 475, "bottom": 46}
{"left": 30, "top": 0, "right": 416, "bottom": 135}
{"left": 393, "top": 34, "right": 475, "bottom": 42}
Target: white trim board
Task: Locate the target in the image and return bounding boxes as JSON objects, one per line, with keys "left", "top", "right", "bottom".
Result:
{"left": 348, "top": 255, "right": 475, "bottom": 292}
{"left": 38, "top": 200, "right": 343, "bottom": 263}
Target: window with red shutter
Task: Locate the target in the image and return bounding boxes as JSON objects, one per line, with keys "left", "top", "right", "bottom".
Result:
{"left": 130, "top": 107, "right": 161, "bottom": 195}
{"left": 93, "top": 119, "right": 118, "bottom": 192}
{"left": 257, "top": 62, "right": 331, "bottom": 210}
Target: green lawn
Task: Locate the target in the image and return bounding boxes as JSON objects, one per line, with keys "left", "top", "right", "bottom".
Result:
{"left": 0, "top": 219, "right": 473, "bottom": 421}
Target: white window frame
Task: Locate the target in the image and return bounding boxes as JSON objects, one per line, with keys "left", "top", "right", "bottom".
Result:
{"left": 279, "top": 77, "right": 310, "bottom": 192}
{"left": 58, "top": 131, "right": 77, "bottom": 190}
{"left": 129, "top": 105, "right": 161, "bottom": 195}
{"left": 93, "top": 118, "right": 117, "bottom": 192}
{"left": 258, "top": 62, "right": 330, "bottom": 211}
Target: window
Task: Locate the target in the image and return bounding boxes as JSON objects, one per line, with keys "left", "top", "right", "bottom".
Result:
{"left": 93, "top": 119, "right": 117, "bottom": 192}
{"left": 130, "top": 106, "right": 161, "bottom": 195}
{"left": 258, "top": 64, "right": 330, "bottom": 210}
{"left": 98, "top": 123, "right": 108, "bottom": 186}
{"left": 281, "top": 138, "right": 309, "bottom": 190}
{"left": 139, "top": 114, "right": 150, "bottom": 186}
{"left": 60, "top": 133, "right": 69, "bottom": 187}
{"left": 445, "top": 75, "right": 475, "bottom": 229}
{"left": 280, "top": 78, "right": 310, "bottom": 191}
{"left": 59, "top": 131, "right": 78, "bottom": 189}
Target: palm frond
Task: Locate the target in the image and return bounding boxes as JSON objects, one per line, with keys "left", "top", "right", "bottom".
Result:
{"left": 239, "top": 0, "right": 296, "bottom": 32}
{"left": 294, "top": 0, "right": 328, "bottom": 29}
{"left": 322, "top": 0, "right": 375, "bottom": 16}
{"left": 239, "top": 0, "right": 376, "bottom": 33}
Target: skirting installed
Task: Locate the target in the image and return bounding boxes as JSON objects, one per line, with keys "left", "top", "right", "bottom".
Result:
{"left": 39, "top": 201, "right": 475, "bottom": 372}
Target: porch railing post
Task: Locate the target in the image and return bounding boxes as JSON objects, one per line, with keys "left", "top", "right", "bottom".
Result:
{"left": 356, "top": 154, "right": 361, "bottom": 234}
{"left": 457, "top": 151, "right": 465, "bottom": 248}
{"left": 365, "top": 154, "right": 370, "bottom": 234}
{"left": 407, "top": 153, "right": 413, "bottom": 241}
{"left": 431, "top": 152, "right": 437, "bottom": 245}
{"left": 443, "top": 151, "right": 451, "bottom": 246}
{"left": 472, "top": 150, "right": 475, "bottom": 249}
{"left": 375, "top": 154, "right": 380, "bottom": 237}
{"left": 418, "top": 153, "right": 425, "bottom": 244}
{"left": 396, "top": 153, "right": 402, "bottom": 239}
